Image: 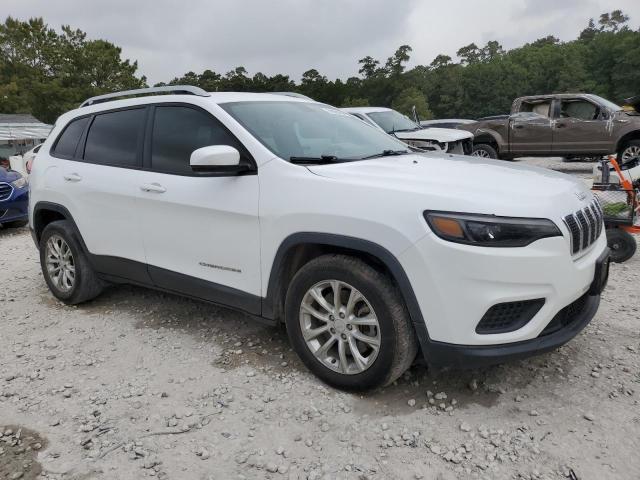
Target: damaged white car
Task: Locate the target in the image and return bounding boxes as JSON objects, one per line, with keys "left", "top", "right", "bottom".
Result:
{"left": 342, "top": 107, "right": 474, "bottom": 155}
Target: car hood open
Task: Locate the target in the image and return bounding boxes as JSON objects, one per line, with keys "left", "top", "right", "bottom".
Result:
{"left": 393, "top": 127, "right": 473, "bottom": 143}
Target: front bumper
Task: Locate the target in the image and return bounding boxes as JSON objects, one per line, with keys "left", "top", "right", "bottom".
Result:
{"left": 0, "top": 186, "right": 29, "bottom": 224}
{"left": 424, "top": 292, "right": 599, "bottom": 368}
{"left": 399, "top": 228, "right": 607, "bottom": 348}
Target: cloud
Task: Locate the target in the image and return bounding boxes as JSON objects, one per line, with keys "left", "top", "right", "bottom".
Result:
{"left": 3, "top": 0, "right": 640, "bottom": 84}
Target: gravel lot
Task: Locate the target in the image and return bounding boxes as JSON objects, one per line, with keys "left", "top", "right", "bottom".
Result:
{"left": 1, "top": 159, "right": 639, "bottom": 480}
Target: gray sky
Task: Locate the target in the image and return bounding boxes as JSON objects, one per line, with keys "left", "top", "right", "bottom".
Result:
{"left": 5, "top": 0, "right": 640, "bottom": 84}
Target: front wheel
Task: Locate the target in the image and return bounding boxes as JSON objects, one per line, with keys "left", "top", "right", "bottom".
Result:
{"left": 471, "top": 143, "right": 498, "bottom": 159}
{"left": 285, "top": 254, "right": 418, "bottom": 391}
{"left": 606, "top": 228, "right": 637, "bottom": 263}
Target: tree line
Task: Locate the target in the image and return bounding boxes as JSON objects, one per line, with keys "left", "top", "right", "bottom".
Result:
{"left": 0, "top": 10, "right": 638, "bottom": 124}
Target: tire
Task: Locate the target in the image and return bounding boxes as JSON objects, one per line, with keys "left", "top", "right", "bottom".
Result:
{"left": 39, "top": 220, "right": 105, "bottom": 304}
{"left": 3, "top": 219, "right": 28, "bottom": 229}
{"left": 284, "top": 254, "right": 418, "bottom": 391}
{"left": 606, "top": 228, "right": 637, "bottom": 263}
{"left": 471, "top": 143, "right": 498, "bottom": 159}
{"left": 618, "top": 140, "right": 640, "bottom": 166}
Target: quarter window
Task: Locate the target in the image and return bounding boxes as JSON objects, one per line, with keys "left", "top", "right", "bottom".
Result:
{"left": 52, "top": 117, "right": 90, "bottom": 158}
{"left": 84, "top": 108, "right": 145, "bottom": 167}
{"left": 151, "top": 106, "right": 242, "bottom": 175}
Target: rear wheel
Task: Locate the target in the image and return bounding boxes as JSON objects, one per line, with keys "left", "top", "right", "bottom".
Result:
{"left": 618, "top": 140, "right": 640, "bottom": 166}
{"left": 471, "top": 143, "right": 498, "bottom": 159}
{"left": 285, "top": 254, "right": 418, "bottom": 391}
{"left": 39, "top": 220, "right": 105, "bottom": 304}
{"left": 606, "top": 228, "right": 637, "bottom": 263}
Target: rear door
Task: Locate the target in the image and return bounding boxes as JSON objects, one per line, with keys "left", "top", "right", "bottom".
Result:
{"left": 508, "top": 99, "right": 554, "bottom": 154}
{"left": 135, "top": 104, "right": 261, "bottom": 312}
{"left": 54, "top": 107, "right": 148, "bottom": 281}
{"left": 552, "top": 97, "right": 613, "bottom": 154}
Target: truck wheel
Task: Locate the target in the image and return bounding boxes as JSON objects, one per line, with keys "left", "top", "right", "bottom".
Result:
{"left": 285, "top": 254, "right": 418, "bottom": 391}
{"left": 471, "top": 144, "right": 498, "bottom": 159}
{"left": 39, "top": 220, "right": 105, "bottom": 304}
{"left": 618, "top": 140, "right": 640, "bottom": 166}
{"left": 606, "top": 228, "right": 637, "bottom": 263}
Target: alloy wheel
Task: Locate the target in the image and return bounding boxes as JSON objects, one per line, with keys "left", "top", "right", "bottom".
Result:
{"left": 299, "top": 280, "right": 381, "bottom": 374}
{"left": 45, "top": 234, "right": 75, "bottom": 292}
{"left": 621, "top": 145, "right": 640, "bottom": 164}
{"left": 472, "top": 149, "right": 491, "bottom": 158}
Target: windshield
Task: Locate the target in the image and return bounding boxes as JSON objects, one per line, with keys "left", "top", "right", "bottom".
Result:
{"left": 587, "top": 94, "right": 622, "bottom": 112}
{"left": 367, "top": 110, "right": 420, "bottom": 133}
{"left": 220, "top": 101, "right": 409, "bottom": 161}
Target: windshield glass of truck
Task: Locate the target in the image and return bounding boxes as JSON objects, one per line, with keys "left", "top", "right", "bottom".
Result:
{"left": 368, "top": 110, "right": 419, "bottom": 133}
{"left": 221, "top": 101, "right": 409, "bottom": 162}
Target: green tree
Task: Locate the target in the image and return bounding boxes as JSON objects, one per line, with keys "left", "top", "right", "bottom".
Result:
{"left": 392, "top": 87, "right": 432, "bottom": 119}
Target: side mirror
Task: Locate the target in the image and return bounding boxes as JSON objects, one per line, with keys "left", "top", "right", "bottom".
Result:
{"left": 190, "top": 145, "right": 249, "bottom": 174}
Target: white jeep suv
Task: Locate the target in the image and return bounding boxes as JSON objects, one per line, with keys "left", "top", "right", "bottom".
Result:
{"left": 29, "top": 86, "right": 609, "bottom": 391}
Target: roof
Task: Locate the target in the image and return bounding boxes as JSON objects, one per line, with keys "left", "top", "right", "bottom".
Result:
{"left": 340, "top": 107, "right": 392, "bottom": 114}
{"left": 0, "top": 113, "right": 46, "bottom": 125}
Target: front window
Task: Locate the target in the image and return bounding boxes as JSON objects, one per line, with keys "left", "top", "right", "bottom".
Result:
{"left": 367, "top": 110, "right": 420, "bottom": 133}
{"left": 220, "top": 101, "right": 409, "bottom": 161}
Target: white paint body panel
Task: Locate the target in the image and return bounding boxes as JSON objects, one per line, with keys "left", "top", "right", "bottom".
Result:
{"left": 30, "top": 92, "right": 606, "bottom": 347}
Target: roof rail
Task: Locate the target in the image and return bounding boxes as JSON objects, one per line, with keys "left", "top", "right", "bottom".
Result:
{"left": 79, "top": 85, "right": 210, "bottom": 108}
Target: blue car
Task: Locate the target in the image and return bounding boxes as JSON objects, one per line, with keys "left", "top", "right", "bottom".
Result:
{"left": 0, "top": 166, "right": 29, "bottom": 228}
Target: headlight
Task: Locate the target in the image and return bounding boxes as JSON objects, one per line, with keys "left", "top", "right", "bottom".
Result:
{"left": 424, "top": 211, "right": 561, "bottom": 247}
{"left": 11, "top": 177, "right": 28, "bottom": 189}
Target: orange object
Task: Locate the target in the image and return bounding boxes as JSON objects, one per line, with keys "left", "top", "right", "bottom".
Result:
{"left": 432, "top": 216, "right": 465, "bottom": 238}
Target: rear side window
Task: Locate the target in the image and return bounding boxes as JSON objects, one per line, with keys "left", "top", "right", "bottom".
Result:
{"left": 84, "top": 108, "right": 145, "bottom": 167}
{"left": 52, "top": 117, "right": 90, "bottom": 158}
{"left": 151, "top": 106, "right": 242, "bottom": 175}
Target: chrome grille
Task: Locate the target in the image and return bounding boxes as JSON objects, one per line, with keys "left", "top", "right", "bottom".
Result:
{"left": 563, "top": 200, "right": 603, "bottom": 255}
{"left": 0, "top": 182, "right": 13, "bottom": 201}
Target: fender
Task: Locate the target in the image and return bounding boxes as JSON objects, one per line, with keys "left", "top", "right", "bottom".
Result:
{"left": 263, "top": 232, "right": 432, "bottom": 354}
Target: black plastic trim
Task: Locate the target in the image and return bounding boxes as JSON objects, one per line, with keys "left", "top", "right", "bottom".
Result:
{"left": 426, "top": 293, "right": 600, "bottom": 369}
{"left": 264, "top": 232, "right": 433, "bottom": 355}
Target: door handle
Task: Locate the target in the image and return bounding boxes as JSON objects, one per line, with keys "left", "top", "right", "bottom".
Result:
{"left": 140, "top": 183, "right": 166, "bottom": 193}
{"left": 63, "top": 173, "right": 82, "bottom": 182}
{"left": 556, "top": 123, "right": 566, "bottom": 128}
{"left": 514, "top": 124, "right": 524, "bottom": 129}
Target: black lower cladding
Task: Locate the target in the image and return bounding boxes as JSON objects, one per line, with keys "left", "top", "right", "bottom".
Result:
{"left": 476, "top": 299, "right": 545, "bottom": 334}
{"left": 424, "top": 293, "right": 600, "bottom": 368}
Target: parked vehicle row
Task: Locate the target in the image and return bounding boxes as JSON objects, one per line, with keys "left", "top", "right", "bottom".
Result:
{"left": 28, "top": 86, "right": 609, "bottom": 391}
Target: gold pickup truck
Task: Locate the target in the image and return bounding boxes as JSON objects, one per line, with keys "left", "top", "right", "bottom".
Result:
{"left": 460, "top": 93, "right": 640, "bottom": 164}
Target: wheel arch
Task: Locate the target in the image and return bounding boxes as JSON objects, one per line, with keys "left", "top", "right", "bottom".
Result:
{"left": 616, "top": 130, "right": 640, "bottom": 153}
{"left": 263, "top": 233, "right": 431, "bottom": 352}
{"left": 473, "top": 131, "right": 501, "bottom": 153}
{"left": 32, "top": 202, "right": 85, "bottom": 251}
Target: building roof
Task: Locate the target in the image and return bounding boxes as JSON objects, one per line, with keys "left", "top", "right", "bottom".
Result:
{"left": 0, "top": 113, "right": 45, "bottom": 125}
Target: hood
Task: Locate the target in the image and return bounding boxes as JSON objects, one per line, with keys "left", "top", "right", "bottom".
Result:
{"left": 394, "top": 127, "right": 473, "bottom": 143}
{"left": 0, "top": 167, "right": 21, "bottom": 182}
{"left": 307, "top": 153, "right": 590, "bottom": 218}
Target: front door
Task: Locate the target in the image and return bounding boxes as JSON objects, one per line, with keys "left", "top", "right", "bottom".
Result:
{"left": 136, "top": 104, "right": 261, "bottom": 313}
{"left": 552, "top": 98, "right": 613, "bottom": 154}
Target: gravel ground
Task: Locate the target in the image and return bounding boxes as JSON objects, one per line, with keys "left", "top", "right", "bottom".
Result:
{"left": 1, "top": 161, "right": 639, "bottom": 480}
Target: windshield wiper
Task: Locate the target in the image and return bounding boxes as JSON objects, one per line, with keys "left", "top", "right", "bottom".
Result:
{"left": 289, "top": 155, "right": 342, "bottom": 165}
{"left": 361, "top": 149, "right": 410, "bottom": 160}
